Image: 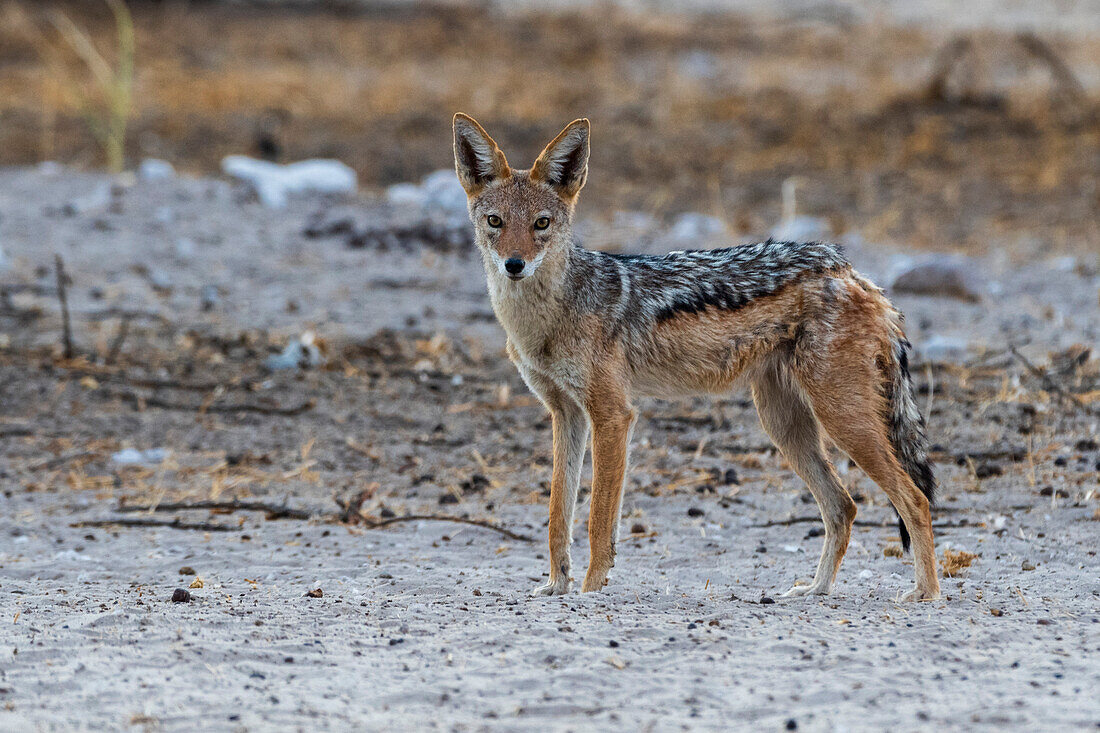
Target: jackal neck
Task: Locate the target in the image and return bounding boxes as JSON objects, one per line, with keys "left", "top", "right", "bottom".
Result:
{"left": 483, "top": 244, "right": 575, "bottom": 360}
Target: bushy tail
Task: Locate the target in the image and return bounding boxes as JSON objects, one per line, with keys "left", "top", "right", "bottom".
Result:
{"left": 884, "top": 335, "right": 935, "bottom": 551}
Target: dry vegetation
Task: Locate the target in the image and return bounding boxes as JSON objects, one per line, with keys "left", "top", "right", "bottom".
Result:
{"left": 1, "top": 1, "right": 1098, "bottom": 255}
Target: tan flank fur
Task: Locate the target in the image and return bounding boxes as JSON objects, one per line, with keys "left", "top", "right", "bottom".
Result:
{"left": 453, "top": 113, "right": 940, "bottom": 602}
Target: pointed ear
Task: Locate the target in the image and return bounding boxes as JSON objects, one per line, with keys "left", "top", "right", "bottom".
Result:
{"left": 453, "top": 113, "right": 511, "bottom": 196}
{"left": 530, "top": 118, "right": 590, "bottom": 201}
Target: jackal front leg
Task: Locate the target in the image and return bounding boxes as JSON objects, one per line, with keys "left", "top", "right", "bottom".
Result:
{"left": 532, "top": 402, "right": 588, "bottom": 596}
{"left": 582, "top": 401, "right": 636, "bottom": 593}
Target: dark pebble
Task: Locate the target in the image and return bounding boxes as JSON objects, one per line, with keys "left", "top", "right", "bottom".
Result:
{"left": 786, "top": 720, "right": 798, "bottom": 731}
{"left": 974, "top": 463, "right": 1002, "bottom": 479}
{"left": 760, "top": 597, "right": 775, "bottom": 605}
{"left": 178, "top": 566, "right": 196, "bottom": 576}
{"left": 608, "top": 640, "right": 619, "bottom": 648}
{"left": 304, "top": 588, "right": 323, "bottom": 598}
{"left": 631, "top": 523, "right": 647, "bottom": 534}
{"left": 171, "top": 589, "right": 191, "bottom": 603}
{"left": 687, "top": 507, "right": 705, "bottom": 517}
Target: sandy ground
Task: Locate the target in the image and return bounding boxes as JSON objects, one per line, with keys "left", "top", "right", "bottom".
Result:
{"left": 1, "top": 167, "right": 1099, "bottom": 731}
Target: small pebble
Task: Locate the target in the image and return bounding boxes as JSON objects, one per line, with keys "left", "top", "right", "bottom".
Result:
{"left": 171, "top": 588, "right": 191, "bottom": 603}
{"left": 304, "top": 588, "right": 323, "bottom": 598}
{"left": 178, "top": 566, "right": 195, "bottom": 575}
{"left": 687, "top": 507, "right": 705, "bottom": 518}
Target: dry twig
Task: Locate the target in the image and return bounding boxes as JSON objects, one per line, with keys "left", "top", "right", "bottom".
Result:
{"left": 117, "top": 499, "right": 311, "bottom": 520}
{"left": 54, "top": 254, "right": 74, "bottom": 359}
{"left": 72, "top": 517, "right": 239, "bottom": 532}
{"left": 357, "top": 514, "right": 533, "bottom": 542}
{"left": 1009, "top": 346, "right": 1089, "bottom": 413}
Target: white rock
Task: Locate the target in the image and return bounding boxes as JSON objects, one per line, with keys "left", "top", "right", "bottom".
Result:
{"left": 111, "top": 447, "right": 170, "bottom": 466}
{"left": 386, "top": 169, "right": 467, "bottom": 216}
{"left": 666, "top": 212, "right": 727, "bottom": 243}
{"left": 62, "top": 183, "right": 112, "bottom": 216}
{"left": 174, "top": 237, "right": 197, "bottom": 261}
{"left": 858, "top": 569, "right": 874, "bottom": 580}
{"left": 138, "top": 158, "right": 176, "bottom": 181}
{"left": 154, "top": 205, "right": 175, "bottom": 225}
{"left": 914, "top": 334, "right": 970, "bottom": 364}
{"left": 221, "top": 156, "right": 357, "bottom": 209}
{"left": 265, "top": 331, "right": 324, "bottom": 371}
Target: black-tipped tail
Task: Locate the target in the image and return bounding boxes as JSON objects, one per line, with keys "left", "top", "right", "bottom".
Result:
{"left": 885, "top": 337, "right": 935, "bottom": 551}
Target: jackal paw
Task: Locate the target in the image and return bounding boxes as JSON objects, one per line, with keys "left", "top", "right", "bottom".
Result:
{"left": 581, "top": 572, "right": 610, "bottom": 593}
{"left": 781, "top": 581, "right": 830, "bottom": 598}
{"left": 531, "top": 578, "right": 571, "bottom": 597}
{"left": 900, "top": 585, "right": 941, "bottom": 602}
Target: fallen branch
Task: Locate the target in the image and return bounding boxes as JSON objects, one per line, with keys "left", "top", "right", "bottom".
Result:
{"left": 117, "top": 499, "right": 311, "bottom": 520}
{"left": 50, "top": 363, "right": 251, "bottom": 392}
{"left": 751, "top": 516, "right": 891, "bottom": 528}
{"left": 751, "top": 516, "right": 977, "bottom": 530}
{"left": 358, "top": 514, "right": 534, "bottom": 542}
{"left": 930, "top": 446, "right": 1028, "bottom": 463}
{"left": 72, "top": 517, "right": 239, "bottom": 532}
{"left": 110, "top": 389, "right": 315, "bottom": 416}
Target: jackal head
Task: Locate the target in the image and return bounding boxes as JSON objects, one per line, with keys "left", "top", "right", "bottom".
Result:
{"left": 453, "top": 113, "right": 589, "bottom": 282}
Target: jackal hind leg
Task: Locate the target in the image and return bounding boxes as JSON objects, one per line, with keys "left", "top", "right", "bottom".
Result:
{"left": 752, "top": 360, "right": 857, "bottom": 598}
{"left": 795, "top": 354, "right": 940, "bottom": 602}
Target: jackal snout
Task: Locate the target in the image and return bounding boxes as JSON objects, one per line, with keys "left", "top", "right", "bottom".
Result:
{"left": 504, "top": 257, "right": 525, "bottom": 278}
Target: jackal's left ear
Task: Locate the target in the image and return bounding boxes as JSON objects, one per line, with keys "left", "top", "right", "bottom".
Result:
{"left": 453, "top": 113, "right": 511, "bottom": 197}
{"left": 530, "top": 118, "right": 589, "bottom": 201}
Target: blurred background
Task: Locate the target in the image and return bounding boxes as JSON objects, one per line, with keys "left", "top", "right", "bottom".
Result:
{"left": 1, "top": 0, "right": 1098, "bottom": 255}
{"left": 2, "top": 4, "right": 1100, "bottom": 729}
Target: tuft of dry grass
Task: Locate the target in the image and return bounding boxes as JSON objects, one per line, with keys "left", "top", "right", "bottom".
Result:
{"left": 942, "top": 549, "right": 979, "bottom": 577}
{"left": 5, "top": 0, "right": 134, "bottom": 172}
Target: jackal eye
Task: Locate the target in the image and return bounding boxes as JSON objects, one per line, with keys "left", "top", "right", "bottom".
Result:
{"left": 533, "top": 216, "right": 550, "bottom": 230}
{"left": 486, "top": 214, "right": 503, "bottom": 228}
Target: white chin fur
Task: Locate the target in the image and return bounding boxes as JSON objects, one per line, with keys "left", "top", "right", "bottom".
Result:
{"left": 488, "top": 249, "right": 546, "bottom": 280}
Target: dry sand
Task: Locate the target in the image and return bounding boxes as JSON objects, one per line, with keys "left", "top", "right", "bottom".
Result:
{"left": 1, "top": 168, "right": 1099, "bottom": 731}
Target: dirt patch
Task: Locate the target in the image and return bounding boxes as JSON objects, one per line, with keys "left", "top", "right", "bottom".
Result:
{"left": 1, "top": 166, "right": 1098, "bottom": 729}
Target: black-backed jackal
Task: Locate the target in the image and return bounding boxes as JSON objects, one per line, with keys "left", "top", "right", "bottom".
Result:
{"left": 453, "top": 113, "right": 940, "bottom": 601}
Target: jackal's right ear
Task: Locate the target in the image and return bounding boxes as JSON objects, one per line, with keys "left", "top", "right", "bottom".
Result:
{"left": 453, "top": 113, "right": 511, "bottom": 196}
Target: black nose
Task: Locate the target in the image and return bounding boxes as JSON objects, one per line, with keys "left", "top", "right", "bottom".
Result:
{"left": 504, "top": 258, "right": 525, "bottom": 274}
